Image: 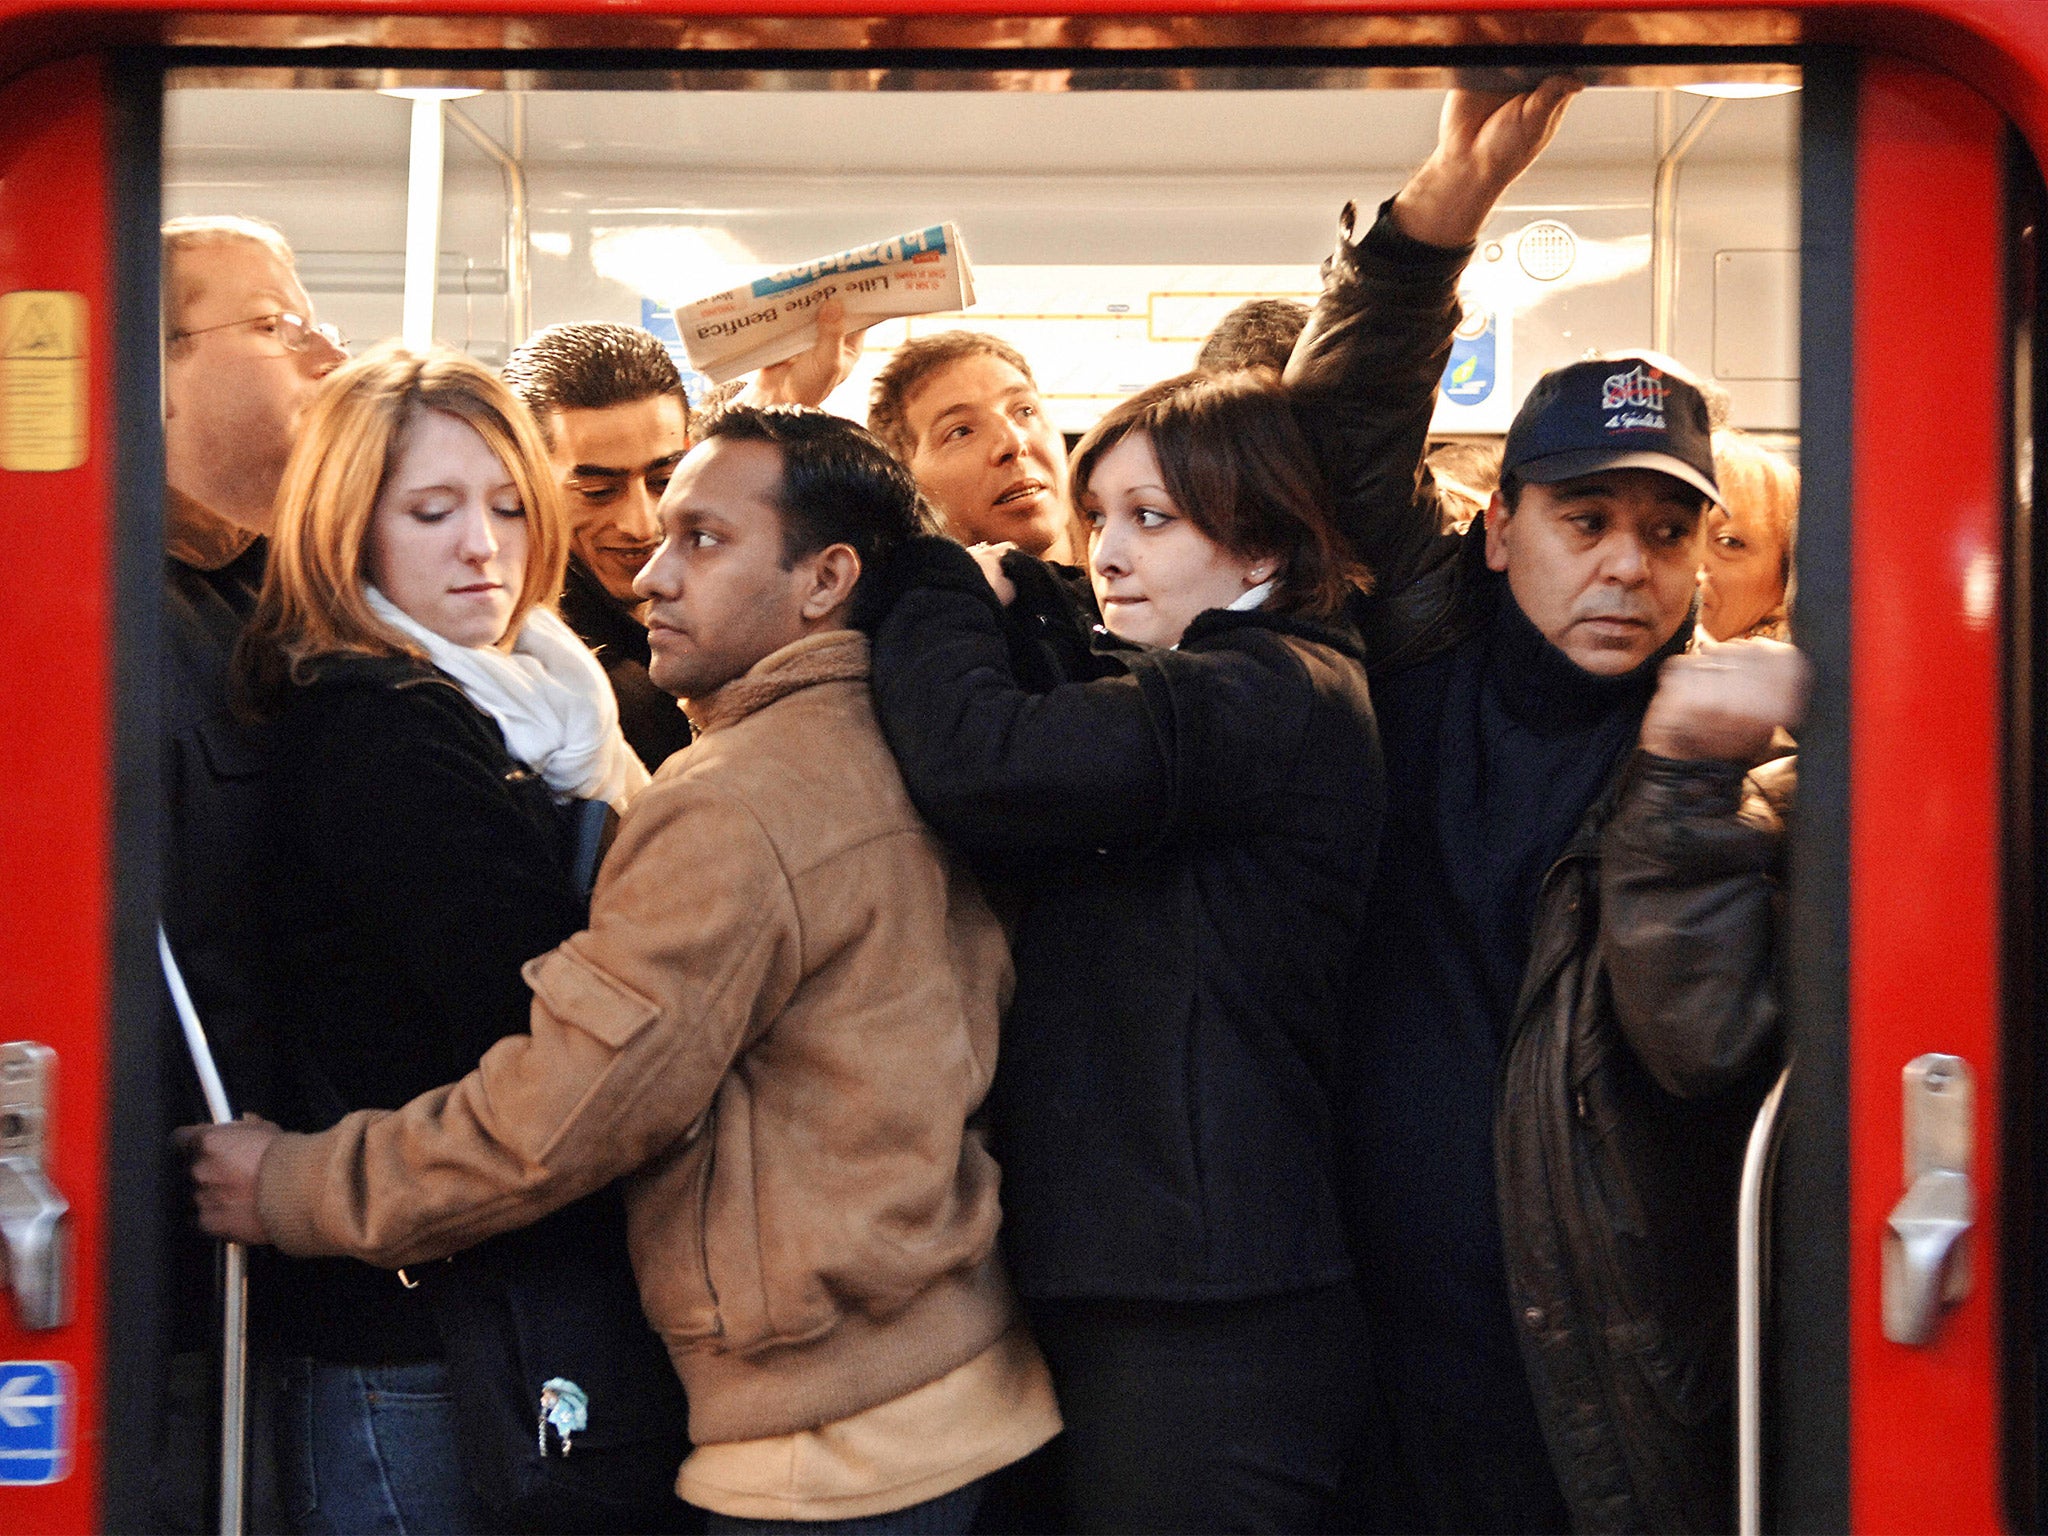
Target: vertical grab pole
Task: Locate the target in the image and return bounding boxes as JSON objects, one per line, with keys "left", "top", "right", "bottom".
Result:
{"left": 401, "top": 94, "right": 446, "bottom": 350}
{"left": 157, "top": 925, "right": 246, "bottom": 1536}
{"left": 1738, "top": 1064, "right": 1793, "bottom": 1536}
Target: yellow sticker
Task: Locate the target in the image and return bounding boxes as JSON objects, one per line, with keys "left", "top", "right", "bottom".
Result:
{"left": 0, "top": 291, "right": 88, "bottom": 472}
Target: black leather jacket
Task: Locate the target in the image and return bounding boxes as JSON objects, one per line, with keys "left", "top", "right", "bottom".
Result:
{"left": 1288, "top": 203, "right": 1790, "bottom": 1532}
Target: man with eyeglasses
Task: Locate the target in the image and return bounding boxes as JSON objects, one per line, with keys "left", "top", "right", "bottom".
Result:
{"left": 156, "top": 213, "right": 345, "bottom": 1534}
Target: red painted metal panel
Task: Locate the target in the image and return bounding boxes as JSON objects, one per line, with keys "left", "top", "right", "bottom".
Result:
{"left": 0, "top": 2, "right": 2036, "bottom": 161}
{"left": 1849, "top": 56, "right": 2008, "bottom": 1536}
{"left": 0, "top": 54, "right": 112, "bottom": 1536}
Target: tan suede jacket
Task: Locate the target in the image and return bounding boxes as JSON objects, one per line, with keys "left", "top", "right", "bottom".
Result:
{"left": 256, "top": 630, "right": 1018, "bottom": 1445}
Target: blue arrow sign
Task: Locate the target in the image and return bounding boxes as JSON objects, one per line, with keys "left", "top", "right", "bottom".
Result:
{"left": 0, "top": 1362, "right": 71, "bottom": 1485}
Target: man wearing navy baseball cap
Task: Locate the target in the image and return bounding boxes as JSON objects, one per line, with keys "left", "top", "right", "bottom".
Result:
{"left": 1483, "top": 355, "right": 1724, "bottom": 677}
{"left": 1287, "top": 96, "right": 1808, "bottom": 1536}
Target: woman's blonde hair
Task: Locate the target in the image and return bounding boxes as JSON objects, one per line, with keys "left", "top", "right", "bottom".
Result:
{"left": 1710, "top": 429, "right": 1800, "bottom": 584}
{"left": 238, "top": 343, "right": 567, "bottom": 710}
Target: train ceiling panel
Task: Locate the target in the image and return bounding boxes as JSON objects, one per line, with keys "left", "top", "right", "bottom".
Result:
{"left": 164, "top": 73, "right": 1798, "bottom": 433}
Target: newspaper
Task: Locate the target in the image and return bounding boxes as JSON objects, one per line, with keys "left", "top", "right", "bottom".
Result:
{"left": 672, "top": 222, "right": 976, "bottom": 384}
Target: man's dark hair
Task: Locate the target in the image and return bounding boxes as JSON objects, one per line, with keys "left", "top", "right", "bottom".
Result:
{"left": 1195, "top": 298, "right": 1310, "bottom": 376}
{"left": 502, "top": 323, "right": 688, "bottom": 449}
{"left": 701, "top": 406, "right": 934, "bottom": 591}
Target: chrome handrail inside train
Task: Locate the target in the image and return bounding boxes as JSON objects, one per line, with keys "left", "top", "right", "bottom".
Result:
{"left": 1738, "top": 1063, "right": 1793, "bottom": 1536}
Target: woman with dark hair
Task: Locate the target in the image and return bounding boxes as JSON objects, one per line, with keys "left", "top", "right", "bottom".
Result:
{"left": 865, "top": 369, "right": 1384, "bottom": 1533}
{"left": 235, "top": 343, "right": 658, "bottom": 1534}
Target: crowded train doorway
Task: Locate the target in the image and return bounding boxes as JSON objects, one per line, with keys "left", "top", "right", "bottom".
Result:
{"left": 39, "top": 33, "right": 2048, "bottom": 1533}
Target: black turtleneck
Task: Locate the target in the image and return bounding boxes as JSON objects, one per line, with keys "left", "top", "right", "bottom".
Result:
{"left": 557, "top": 556, "right": 693, "bottom": 772}
{"left": 1338, "top": 576, "right": 1692, "bottom": 1435}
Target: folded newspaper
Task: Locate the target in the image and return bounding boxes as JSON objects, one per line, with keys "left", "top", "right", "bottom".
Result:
{"left": 672, "top": 222, "right": 976, "bottom": 384}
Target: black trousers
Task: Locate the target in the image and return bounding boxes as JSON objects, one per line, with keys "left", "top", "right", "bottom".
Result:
{"left": 986, "top": 1284, "right": 1374, "bottom": 1535}
{"left": 1370, "top": 1386, "right": 1571, "bottom": 1536}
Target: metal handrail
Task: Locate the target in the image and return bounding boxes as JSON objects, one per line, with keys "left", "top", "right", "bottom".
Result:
{"left": 1737, "top": 1062, "right": 1793, "bottom": 1536}
{"left": 447, "top": 99, "right": 531, "bottom": 349}
{"left": 1650, "top": 92, "right": 1725, "bottom": 355}
{"left": 158, "top": 925, "right": 247, "bottom": 1536}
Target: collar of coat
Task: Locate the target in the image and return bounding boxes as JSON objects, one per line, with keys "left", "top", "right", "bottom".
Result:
{"left": 165, "top": 484, "right": 261, "bottom": 572}
{"left": 682, "top": 628, "right": 869, "bottom": 737}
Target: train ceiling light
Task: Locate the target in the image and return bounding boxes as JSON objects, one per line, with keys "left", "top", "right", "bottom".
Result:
{"left": 1679, "top": 82, "right": 1801, "bottom": 99}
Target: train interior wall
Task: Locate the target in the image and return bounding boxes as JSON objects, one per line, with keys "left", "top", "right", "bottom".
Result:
{"left": 161, "top": 79, "right": 1800, "bottom": 444}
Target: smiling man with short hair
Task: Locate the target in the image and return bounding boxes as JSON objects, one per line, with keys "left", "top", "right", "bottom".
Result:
{"left": 507, "top": 312, "right": 870, "bottom": 771}
{"left": 504, "top": 322, "right": 697, "bottom": 770}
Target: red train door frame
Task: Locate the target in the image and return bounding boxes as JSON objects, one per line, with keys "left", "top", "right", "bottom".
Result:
{"left": 0, "top": 13, "right": 2044, "bottom": 1534}
{"left": 1845, "top": 54, "right": 2011, "bottom": 1536}
{"left": 0, "top": 51, "right": 160, "bottom": 1536}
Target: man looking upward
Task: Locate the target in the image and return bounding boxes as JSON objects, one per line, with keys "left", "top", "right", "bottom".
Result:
{"left": 159, "top": 211, "right": 347, "bottom": 1533}
{"left": 868, "top": 331, "right": 1078, "bottom": 563}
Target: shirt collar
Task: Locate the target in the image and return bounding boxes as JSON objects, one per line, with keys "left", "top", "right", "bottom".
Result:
{"left": 165, "top": 486, "right": 261, "bottom": 572}
{"left": 1226, "top": 579, "right": 1276, "bottom": 613}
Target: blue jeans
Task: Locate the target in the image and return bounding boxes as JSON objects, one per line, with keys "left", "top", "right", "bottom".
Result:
{"left": 278, "top": 1357, "right": 485, "bottom": 1535}
{"left": 702, "top": 1476, "right": 985, "bottom": 1535}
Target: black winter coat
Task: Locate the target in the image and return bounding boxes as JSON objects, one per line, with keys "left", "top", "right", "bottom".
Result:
{"left": 162, "top": 533, "right": 276, "bottom": 1360}
{"left": 164, "top": 537, "right": 275, "bottom": 1114}
{"left": 1287, "top": 201, "right": 1790, "bottom": 1532}
{"left": 868, "top": 537, "right": 1384, "bottom": 1302}
{"left": 255, "top": 653, "right": 589, "bottom": 1362}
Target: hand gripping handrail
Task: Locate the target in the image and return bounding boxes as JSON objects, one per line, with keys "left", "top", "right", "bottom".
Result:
{"left": 158, "top": 924, "right": 246, "bottom": 1536}
{"left": 1737, "top": 1063, "right": 1792, "bottom": 1536}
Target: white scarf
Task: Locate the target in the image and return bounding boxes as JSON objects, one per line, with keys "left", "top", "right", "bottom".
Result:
{"left": 367, "top": 587, "right": 650, "bottom": 809}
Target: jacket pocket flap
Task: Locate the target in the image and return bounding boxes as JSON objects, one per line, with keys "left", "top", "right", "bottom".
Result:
{"left": 523, "top": 946, "right": 660, "bottom": 1049}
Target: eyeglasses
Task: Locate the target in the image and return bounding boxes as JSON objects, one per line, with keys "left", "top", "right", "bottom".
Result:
{"left": 168, "top": 311, "right": 348, "bottom": 354}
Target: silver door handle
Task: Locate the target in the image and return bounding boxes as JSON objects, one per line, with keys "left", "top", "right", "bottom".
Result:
{"left": 0, "top": 1156, "right": 68, "bottom": 1330}
{"left": 1881, "top": 1054, "right": 1973, "bottom": 1346}
{"left": 1883, "top": 1167, "right": 1970, "bottom": 1345}
{"left": 0, "top": 1042, "right": 69, "bottom": 1330}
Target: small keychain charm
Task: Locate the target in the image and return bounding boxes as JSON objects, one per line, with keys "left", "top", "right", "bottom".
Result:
{"left": 538, "top": 1378, "right": 589, "bottom": 1458}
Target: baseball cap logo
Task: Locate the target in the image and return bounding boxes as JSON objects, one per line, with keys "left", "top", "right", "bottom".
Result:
{"left": 1600, "top": 363, "right": 1667, "bottom": 432}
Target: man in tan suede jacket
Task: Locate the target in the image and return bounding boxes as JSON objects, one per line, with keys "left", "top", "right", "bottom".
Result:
{"left": 184, "top": 406, "right": 1060, "bottom": 1532}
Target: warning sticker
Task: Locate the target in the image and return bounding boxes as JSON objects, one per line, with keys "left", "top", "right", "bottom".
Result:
{"left": 0, "top": 291, "right": 87, "bottom": 473}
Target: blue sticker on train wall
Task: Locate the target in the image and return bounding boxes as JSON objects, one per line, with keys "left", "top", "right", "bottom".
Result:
{"left": 638, "top": 299, "right": 711, "bottom": 404}
{"left": 1440, "top": 308, "right": 1498, "bottom": 407}
{"left": 0, "top": 1361, "right": 72, "bottom": 1485}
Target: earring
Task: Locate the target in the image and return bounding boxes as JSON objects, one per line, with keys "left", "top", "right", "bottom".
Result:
{"left": 1248, "top": 567, "right": 1269, "bottom": 583}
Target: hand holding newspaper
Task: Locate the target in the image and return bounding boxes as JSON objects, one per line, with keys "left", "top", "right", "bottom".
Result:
{"left": 673, "top": 222, "right": 976, "bottom": 384}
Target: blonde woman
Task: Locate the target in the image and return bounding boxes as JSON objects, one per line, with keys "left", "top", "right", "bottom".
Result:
{"left": 1701, "top": 430, "right": 1799, "bottom": 642}
{"left": 235, "top": 345, "right": 648, "bottom": 1533}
